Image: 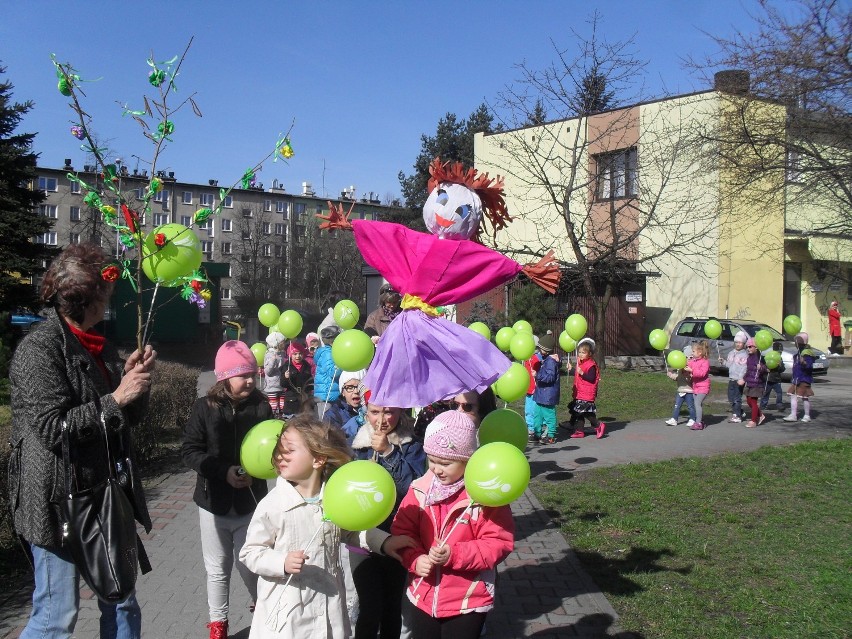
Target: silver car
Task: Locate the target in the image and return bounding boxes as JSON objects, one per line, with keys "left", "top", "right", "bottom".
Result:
{"left": 669, "top": 317, "right": 829, "bottom": 379}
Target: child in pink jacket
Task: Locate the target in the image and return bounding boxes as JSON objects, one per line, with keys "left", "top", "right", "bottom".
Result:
{"left": 391, "top": 411, "right": 514, "bottom": 639}
{"left": 684, "top": 340, "right": 711, "bottom": 430}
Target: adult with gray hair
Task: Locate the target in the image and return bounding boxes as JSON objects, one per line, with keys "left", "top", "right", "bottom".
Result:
{"left": 8, "top": 242, "right": 156, "bottom": 638}
{"left": 364, "top": 282, "right": 402, "bottom": 342}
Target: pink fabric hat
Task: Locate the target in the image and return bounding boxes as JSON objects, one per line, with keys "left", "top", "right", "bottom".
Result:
{"left": 796, "top": 331, "right": 809, "bottom": 344}
{"left": 424, "top": 410, "right": 478, "bottom": 461}
{"left": 305, "top": 331, "right": 320, "bottom": 345}
{"left": 287, "top": 341, "right": 308, "bottom": 357}
{"left": 215, "top": 341, "right": 258, "bottom": 381}
{"left": 734, "top": 331, "right": 749, "bottom": 344}
{"left": 746, "top": 337, "right": 756, "bottom": 348}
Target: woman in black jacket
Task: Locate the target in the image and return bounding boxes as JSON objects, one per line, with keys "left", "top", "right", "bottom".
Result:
{"left": 181, "top": 340, "right": 272, "bottom": 639}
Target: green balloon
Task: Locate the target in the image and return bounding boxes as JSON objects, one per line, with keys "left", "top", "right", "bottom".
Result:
{"left": 324, "top": 460, "right": 396, "bottom": 531}
{"left": 495, "top": 363, "right": 530, "bottom": 402}
{"left": 754, "top": 329, "right": 773, "bottom": 351}
{"left": 649, "top": 329, "right": 668, "bottom": 351}
{"left": 704, "top": 320, "right": 722, "bottom": 340}
{"left": 512, "top": 320, "right": 533, "bottom": 333}
{"left": 479, "top": 409, "right": 528, "bottom": 451}
{"left": 667, "top": 350, "right": 687, "bottom": 370}
{"left": 468, "top": 322, "right": 491, "bottom": 341}
{"left": 250, "top": 342, "right": 267, "bottom": 366}
{"left": 559, "top": 331, "right": 577, "bottom": 352}
{"left": 277, "top": 310, "right": 303, "bottom": 338}
{"left": 495, "top": 327, "right": 516, "bottom": 352}
{"left": 564, "top": 314, "right": 588, "bottom": 341}
{"left": 141, "top": 224, "right": 202, "bottom": 285}
{"left": 258, "top": 303, "right": 280, "bottom": 328}
{"left": 783, "top": 315, "right": 802, "bottom": 336}
{"left": 464, "top": 442, "right": 530, "bottom": 507}
{"left": 509, "top": 331, "right": 536, "bottom": 361}
{"left": 240, "top": 419, "right": 284, "bottom": 479}
{"left": 333, "top": 299, "right": 360, "bottom": 330}
{"left": 764, "top": 350, "right": 782, "bottom": 369}
{"left": 331, "top": 329, "right": 375, "bottom": 371}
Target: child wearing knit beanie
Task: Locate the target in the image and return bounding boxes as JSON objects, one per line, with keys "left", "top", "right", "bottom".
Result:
{"left": 391, "top": 410, "right": 515, "bottom": 638}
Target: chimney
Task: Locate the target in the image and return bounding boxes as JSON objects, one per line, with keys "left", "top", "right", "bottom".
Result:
{"left": 714, "top": 70, "right": 750, "bottom": 95}
{"left": 302, "top": 181, "right": 315, "bottom": 196}
{"left": 64, "top": 158, "right": 73, "bottom": 170}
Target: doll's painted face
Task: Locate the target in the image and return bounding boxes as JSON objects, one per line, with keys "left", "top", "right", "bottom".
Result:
{"left": 423, "top": 182, "right": 482, "bottom": 240}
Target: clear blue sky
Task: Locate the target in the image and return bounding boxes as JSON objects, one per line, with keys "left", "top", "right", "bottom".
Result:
{"left": 1, "top": 0, "right": 798, "bottom": 201}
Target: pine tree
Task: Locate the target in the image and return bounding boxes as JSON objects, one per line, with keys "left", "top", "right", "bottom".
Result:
{"left": 0, "top": 65, "right": 54, "bottom": 311}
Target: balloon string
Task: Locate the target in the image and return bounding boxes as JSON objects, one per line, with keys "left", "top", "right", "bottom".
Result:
{"left": 141, "top": 282, "right": 160, "bottom": 348}
{"left": 411, "top": 503, "right": 475, "bottom": 594}
{"left": 318, "top": 366, "right": 339, "bottom": 419}
{"left": 282, "top": 519, "right": 326, "bottom": 589}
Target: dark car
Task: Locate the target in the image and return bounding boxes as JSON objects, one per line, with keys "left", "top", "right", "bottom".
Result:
{"left": 669, "top": 317, "right": 829, "bottom": 380}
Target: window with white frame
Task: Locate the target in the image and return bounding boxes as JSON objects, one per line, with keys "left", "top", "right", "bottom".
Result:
{"left": 275, "top": 244, "right": 284, "bottom": 258}
{"left": 200, "top": 193, "right": 214, "bottom": 206}
{"left": 275, "top": 223, "right": 285, "bottom": 235}
{"left": 135, "top": 187, "right": 146, "bottom": 200}
{"left": 182, "top": 191, "right": 193, "bottom": 204}
{"left": 241, "top": 254, "right": 252, "bottom": 263}
{"left": 265, "top": 200, "right": 272, "bottom": 212}
{"left": 154, "top": 189, "right": 168, "bottom": 203}
{"left": 37, "top": 231, "right": 58, "bottom": 245}
{"left": 70, "top": 206, "right": 81, "bottom": 222}
{"left": 221, "top": 241, "right": 232, "bottom": 255}
{"left": 70, "top": 181, "right": 81, "bottom": 194}
{"left": 242, "top": 208, "right": 252, "bottom": 218}
{"left": 221, "top": 288, "right": 231, "bottom": 300}
{"left": 38, "top": 204, "right": 58, "bottom": 218}
{"left": 180, "top": 215, "right": 192, "bottom": 227}
{"left": 221, "top": 218, "right": 232, "bottom": 232}
{"left": 226, "top": 264, "right": 232, "bottom": 277}
{"left": 786, "top": 150, "right": 802, "bottom": 183}
{"left": 262, "top": 244, "right": 272, "bottom": 257}
{"left": 69, "top": 233, "right": 80, "bottom": 244}
{"left": 594, "top": 147, "right": 637, "bottom": 200}
{"left": 223, "top": 195, "right": 233, "bottom": 208}
{"left": 201, "top": 240, "right": 213, "bottom": 256}
{"left": 241, "top": 229, "right": 251, "bottom": 240}
{"left": 276, "top": 201, "right": 287, "bottom": 216}
{"left": 262, "top": 222, "right": 271, "bottom": 235}
{"left": 38, "top": 177, "right": 58, "bottom": 192}
{"left": 294, "top": 203, "right": 306, "bottom": 220}
{"left": 153, "top": 213, "right": 170, "bottom": 226}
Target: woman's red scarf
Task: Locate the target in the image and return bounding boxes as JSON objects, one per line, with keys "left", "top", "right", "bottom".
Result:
{"left": 67, "top": 322, "right": 111, "bottom": 382}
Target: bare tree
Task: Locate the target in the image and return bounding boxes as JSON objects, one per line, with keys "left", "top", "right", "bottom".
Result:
{"left": 688, "top": 0, "right": 851, "bottom": 235}
{"left": 233, "top": 202, "right": 289, "bottom": 315}
{"left": 483, "top": 13, "right": 721, "bottom": 358}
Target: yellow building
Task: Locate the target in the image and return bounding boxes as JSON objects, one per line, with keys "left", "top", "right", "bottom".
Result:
{"left": 474, "top": 72, "right": 850, "bottom": 353}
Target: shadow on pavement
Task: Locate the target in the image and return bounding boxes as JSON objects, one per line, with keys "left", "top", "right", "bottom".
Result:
{"left": 524, "top": 613, "right": 645, "bottom": 638}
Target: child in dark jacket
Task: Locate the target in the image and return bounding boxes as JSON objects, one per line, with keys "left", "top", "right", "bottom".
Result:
{"left": 760, "top": 341, "right": 786, "bottom": 411}
{"left": 743, "top": 337, "right": 768, "bottom": 428}
{"left": 785, "top": 331, "right": 816, "bottom": 423}
{"left": 181, "top": 341, "right": 272, "bottom": 638}
{"left": 282, "top": 340, "right": 313, "bottom": 417}
{"left": 531, "top": 333, "right": 561, "bottom": 445}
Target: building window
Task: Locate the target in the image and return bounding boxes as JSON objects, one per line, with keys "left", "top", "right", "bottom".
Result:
{"left": 262, "top": 244, "right": 272, "bottom": 257}
{"left": 201, "top": 240, "right": 213, "bottom": 256}
{"left": 200, "top": 193, "right": 214, "bottom": 206}
{"left": 180, "top": 215, "right": 192, "bottom": 226}
{"left": 265, "top": 200, "right": 272, "bottom": 212}
{"left": 242, "top": 208, "right": 253, "bottom": 218}
{"left": 276, "top": 201, "right": 287, "bottom": 216}
{"left": 182, "top": 191, "right": 193, "bottom": 204}
{"left": 69, "top": 233, "right": 80, "bottom": 244}
{"left": 37, "top": 231, "right": 58, "bottom": 245}
{"left": 198, "top": 219, "right": 214, "bottom": 237}
{"left": 221, "top": 287, "right": 231, "bottom": 300}
{"left": 221, "top": 218, "right": 232, "bottom": 232}
{"left": 70, "top": 206, "right": 81, "bottom": 222}
{"left": 594, "top": 147, "right": 637, "bottom": 200}
{"left": 294, "top": 203, "right": 306, "bottom": 220}
{"left": 38, "top": 177, "right": 58, "bottom": 192}
{"left": 39, "top": 204, "right": 58, "bottom": 218}
{"left": 153, "top": 213, "right": 170, "bottom": 226}
{"left": 241, "top": 254, "right": 252, "bottom": 263}
{"left": 262, "top": 222, "right": 271, "bottom": 235}
{"left": 786, "top": 150, "right": 802, "bottom": 183}
{"left": 275, "top": 223, "right": 285, "bottom": 235}
{"left": 70, "top": 181, "right": 81, "bottom": 194}
{"left": 275, "top": 245, "right": 284, "bottom": 258}
{"left": 221, "top": 241, "right": 232, "bottom": 255}
{"left": 241, "top": 229, "right": 252, "bottom": 240}
{"left": 223, "top": 195, "right": 233, "bottom": 208}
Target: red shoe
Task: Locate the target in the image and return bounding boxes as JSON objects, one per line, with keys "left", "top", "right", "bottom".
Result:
{"left": 570, "top": 430, "right": 585, "bottom": 439}
{"left": 596, "top": 422, "right": 606, "bottom": 439}
{"left": 208, "top": 620, "right": 228, "bottom": 639}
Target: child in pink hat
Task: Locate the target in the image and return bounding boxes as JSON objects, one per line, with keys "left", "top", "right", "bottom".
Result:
{"left": 391, "top": 411, "right": 515, "bottom": 638}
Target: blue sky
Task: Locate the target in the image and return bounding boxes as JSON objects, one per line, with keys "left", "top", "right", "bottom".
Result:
{"left": 1, "top": 1, "right": 798, "bottom": 201}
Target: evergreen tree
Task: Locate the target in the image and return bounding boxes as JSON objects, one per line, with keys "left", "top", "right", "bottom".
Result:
{"left": 527, "top": 98, "right": 548, "bottom": 126}
{"left": 577, "top": 70, "right": 615, "bottom": 115}
{"left": 0, "top": 65, "right": 53, "bottom": 311}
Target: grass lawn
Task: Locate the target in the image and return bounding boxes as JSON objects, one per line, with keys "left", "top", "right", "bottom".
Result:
{"left": 532, "top": 439, "right": 852, "bottom": 639}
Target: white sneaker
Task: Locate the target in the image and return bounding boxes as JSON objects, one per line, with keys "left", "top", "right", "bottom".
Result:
{"left": 783, "top": 414, "right": 797, "bottom": 422}
{"left": 730, "top": 415, "right": 742, "bottom": 423}
{"left": 665, "top": 418, "right": 678, "bottom": 426}
{"left": 801, "top": 415, "right": 812, "bottom": 423}
{"left": 686, "top": 419, "right": 695, "bottom": 428}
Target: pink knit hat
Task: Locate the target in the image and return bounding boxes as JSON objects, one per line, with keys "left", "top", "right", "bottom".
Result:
{"left": 424, "top": 410, "right": 478, "bottom": 461}
{"left": 746, "top": 337, "right": 756, "bottom": 348}
{"left": 215, "top": 341, "right": 258, "bottom": 381}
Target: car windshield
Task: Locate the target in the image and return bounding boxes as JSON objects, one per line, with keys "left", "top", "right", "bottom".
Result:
{"left": 743, "top": 324, "right": 785, "bottom": 340}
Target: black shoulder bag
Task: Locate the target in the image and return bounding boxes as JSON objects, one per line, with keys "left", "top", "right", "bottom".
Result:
{"left": 60, "top": 419, "right": 151, "bottom": 603}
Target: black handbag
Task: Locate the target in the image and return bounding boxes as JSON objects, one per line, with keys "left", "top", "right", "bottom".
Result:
{"left": 60, "top": 419, "right": 149, "bottom": 603}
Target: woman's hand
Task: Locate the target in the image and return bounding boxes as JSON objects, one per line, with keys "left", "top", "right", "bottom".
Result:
{"left": 285, "top": 550, "right": 307, "bottom": 574}
{"left": 124, "top": 345, "right": 157, "bottom": 374}
{"left": 381, "top": 534, "right": 416, "bottom": 560}
{"left": 226, "top": 465, "right": 253, "bottom": 489}
{"left": 414, "top": 554, "right": 434, "bottom": 578}
{"left": 112, "top": 362, "right": 152, "bottom": 407}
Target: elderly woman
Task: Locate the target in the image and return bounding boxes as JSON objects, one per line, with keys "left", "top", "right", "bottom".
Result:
{"left": 364, "top": 283, "right": 402, "bottom": 342}
{"left": 8, "top": 243, "right": 156, "bottom": 638}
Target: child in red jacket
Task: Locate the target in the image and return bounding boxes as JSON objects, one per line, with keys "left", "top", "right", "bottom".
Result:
{"left": 569, "top": 338, "right": 605, "bottom": 439}
{"left": 391, "top": 411, "right": 514, "bottom": 639}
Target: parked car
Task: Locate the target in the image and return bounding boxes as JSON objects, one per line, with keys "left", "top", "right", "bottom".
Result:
{"left": 10, "top": 309, "right": 46, "bottom": 333}
{"left": 669, "top": 317, "right": 829, "bottom": 380}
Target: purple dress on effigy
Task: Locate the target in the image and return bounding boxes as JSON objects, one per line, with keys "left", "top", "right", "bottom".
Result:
{"left": 354, "top": 220, "right": 522, "bottom": 408}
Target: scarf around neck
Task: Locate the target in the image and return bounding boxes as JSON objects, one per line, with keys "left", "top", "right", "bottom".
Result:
{"left": 425, "top": 474, "right": 465, "bottom": 506}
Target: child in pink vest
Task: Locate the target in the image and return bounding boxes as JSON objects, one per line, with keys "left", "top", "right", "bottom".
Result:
{"left": 569, "top": 338, "right": 605, "bottom": 439}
